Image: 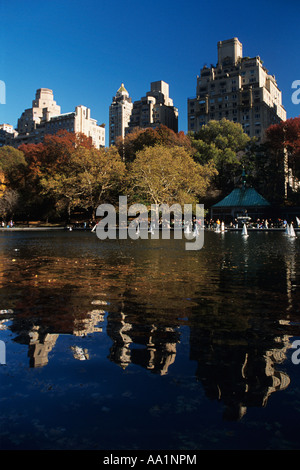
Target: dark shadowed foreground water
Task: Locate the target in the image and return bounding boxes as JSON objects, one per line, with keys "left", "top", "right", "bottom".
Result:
{"left": 0, "top": 229, "right": 300, "bottom": 450}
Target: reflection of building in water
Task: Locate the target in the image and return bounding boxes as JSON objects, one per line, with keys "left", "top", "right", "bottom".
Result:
{"left": 28, "top": 326, "right": 59, "bottom": 368}
{"left": 189, "top": 321, "right": 291, "bottom": 421}
{"left": 71, "top": 345, "right": 89, "bottom": 361}
{"left": 263, "top": 343, "right": 291, "bottom": 406}
{"left": 10, "top": 301, "right": 106, "bottom": 368}
{"left": 106, "top": 311, "right": 179, "bottom": 375}
{"left": 0, "top": 318, "right": 10, "bottom": 331}
{"left": 107, "top": 312, "right": 132, "bottom": 369}
{"left": 73, "top": 307, "right": 105, "bottom": 336}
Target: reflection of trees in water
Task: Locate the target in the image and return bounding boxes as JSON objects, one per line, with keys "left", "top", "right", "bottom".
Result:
{"left": 0, "top": 235, "right": 298, "bottom": 417}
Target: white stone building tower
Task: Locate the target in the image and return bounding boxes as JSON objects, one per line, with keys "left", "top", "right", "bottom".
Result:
{"left": 109, "top": 84, "right": 133, "bottom": 146}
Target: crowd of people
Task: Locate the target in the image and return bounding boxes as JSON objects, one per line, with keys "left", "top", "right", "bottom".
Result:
{"left": 205, "top": 217, "right": 298, "bottom": 230}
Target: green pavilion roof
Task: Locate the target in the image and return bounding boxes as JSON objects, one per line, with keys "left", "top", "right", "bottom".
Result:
{"left": 212, "top": 187, "right": 271, "bottom": 208}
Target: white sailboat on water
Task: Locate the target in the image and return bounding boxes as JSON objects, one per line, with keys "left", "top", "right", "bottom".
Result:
{"left": 289, "top": 223, "right": 297, "bottom": 238}
{"left": 242, "top": 223, "right": 249, "bottom": 237}
{"left": 285, "top": 223, "right": 290, "bottom": 235}
{"left": 296, "top": 217, "right": 300, "bottom": 228}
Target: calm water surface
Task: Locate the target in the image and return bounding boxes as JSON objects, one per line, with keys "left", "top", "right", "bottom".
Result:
{"left": 0, "top": 229, "right": 300, "bottom": 450}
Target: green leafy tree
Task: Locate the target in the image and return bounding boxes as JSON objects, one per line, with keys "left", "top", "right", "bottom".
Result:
{"left": 116, "top": 125, "right": 194, "bottom": 163}
{"left": 189, "top": 118, "right": 251, "bottom": 194}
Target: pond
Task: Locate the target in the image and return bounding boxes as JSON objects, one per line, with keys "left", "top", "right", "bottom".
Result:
{"left": 0, "top": 229, "right": 299, "bottom": 450}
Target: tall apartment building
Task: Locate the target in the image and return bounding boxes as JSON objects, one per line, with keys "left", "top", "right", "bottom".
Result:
{"left": 0, "top": 124, "right": 17, "bottom": 146}
{"left": 127, "top": 80, "right": 178, "bottom": 134}
{"left": 4, "top": 88, "right": 105, "bottom": 148}
{"left": 187, "top": 38, "right": 286, "bottom": 141}
{"left": 109, "top": 84, "right": 133, "bottom": 146}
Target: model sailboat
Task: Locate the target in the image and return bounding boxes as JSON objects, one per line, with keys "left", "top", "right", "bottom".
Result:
{"left": 242, "top": 223, "right": 249, "bottom": 237}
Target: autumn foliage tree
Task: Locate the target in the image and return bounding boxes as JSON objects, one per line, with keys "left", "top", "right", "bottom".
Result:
{"left": 265, "top": 117, "right": 300, "bottom": 181}
{"left": 18, "top": 130, "right": 125, "bottom": 221}
{"left": 40, "top": 146, "right": 125, "bottom": 220}
{"left": 0, "top": 146, "right": 27, "bottom": 220}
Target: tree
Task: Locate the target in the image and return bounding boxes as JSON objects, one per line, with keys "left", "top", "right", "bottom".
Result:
{"left": 189, "top": 119, "right": 251, "bottom": 194}
{"left": 116, "top": 125, "right": 194, "bottom": 163}
{"left": 69, "top": 146, "right": 126, "bottom": 216}
{"left": 0, "top": 146, "right": 27, "bottom": 221}
{"left": 18, "top": 131, "right": 101, "bottom": 221}
{"left": 128, "top": 144, "right": 217, "bottom": 209}
{"left": 0, "top": 189, "right": 19, "bottom": 221}
{"left": 0, "top": 146, "right": 27, "bottom": 192}
{"left": 40, "top": 145, "right": 126, "bottom": 221}
{"left": 265, "top": 117, "right": 300, "bottom": 197}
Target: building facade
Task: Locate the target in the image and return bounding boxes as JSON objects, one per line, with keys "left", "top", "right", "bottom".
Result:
{"left": 0, "top": 124, "right": 17, "bottom": 146}
{"left": 2, "top": 88, "right": 105, "bottom": 148}
{"left": 127, "top": 80, "right": 178, "bottom": 134}
{"left": 109, "top": 84, "right": 133, "bottom": 146}
{"left": 188, "top": 38, "right": 286, "bottom": 141}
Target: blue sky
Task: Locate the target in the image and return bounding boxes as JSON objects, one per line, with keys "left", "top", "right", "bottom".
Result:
{"left": 0, "top": 0, "right": 299, "bottom": 139}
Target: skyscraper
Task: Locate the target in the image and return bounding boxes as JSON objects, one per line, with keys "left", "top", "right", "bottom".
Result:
{"left": 109, "top": 84, "right": 133, "bottom": 146}
{"left": 187, "top": 38, "right": 286, "bottom": 141}
{"left": 127, "top": 81, "right": 178, "bottom": 134}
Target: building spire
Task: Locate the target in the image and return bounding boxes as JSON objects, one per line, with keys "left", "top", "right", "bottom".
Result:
{"left": 118, "top": 83, "right": 128, "bottom": 94}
